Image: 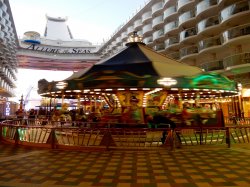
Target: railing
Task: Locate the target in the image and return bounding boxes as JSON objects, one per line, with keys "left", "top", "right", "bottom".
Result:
{"left": 152, "top": 15, "right": 164, "bottom": 28}
{"left": 222, "top": 23, "right": 250, "bottom": 43}
{"left": 197, "top": 15, "right": 219, "bottom": 33}
{"left": 1, "top": 120, "right": 250, "bottom": 151}
{"left": 164, "top": 6, "right": 177, "bottom": 19}
{"left": 154, "top": 43, "right": 165, "bottom": 51}
{"left": 143, "top": 36, "right": 153, "bottom": 44}
{"left": 180, "top": 45, "right": 198, "bottom": 58}
{"left": 177, "top": 0, "right": 194, "bottom": 11}
{"left": 223, "top": 52, "right": 250, "bottom": 69}
{"left": 152, "top": 29, "right": 164, "bottom": 41}
{"left": 224, "top": 116, "right": 250, "bottom": 126}
{"left": 152, "top": 1, "right": 163, "bottom": 15}
{"left": 164, "top": 21, "right": 178, "bottom": 34}
{"left": 165, "top": 36, "right": 179, "bottom": 47}
{"left": 178, "top": 10, "right": 196, "bottom": 26}
{"left": 220, "top": 0, "right": 250, "bottom": 23}
{"left": 180, "top": 27, "right": 197, "bottom": 41}
{"left": 196, "top": 0, "right": 218, "bottom": 16}
{"left": 142, "top": 11, "right": 152, "bottom": 23}
{"left": 199, "top": 36, "right": 222, "bottom": 51}
{"left": 199, "top": 60, "right": 224, "bottom": 72}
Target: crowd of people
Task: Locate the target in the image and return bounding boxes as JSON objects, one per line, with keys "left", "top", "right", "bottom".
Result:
{"left": 13, "top": 102, "right": 219, "bottom": 128}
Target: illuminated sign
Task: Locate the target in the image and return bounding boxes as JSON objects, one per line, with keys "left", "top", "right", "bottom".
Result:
{"left": 23, "top": 43, "right": 98, "bottom": 54}
{"left": 157, "top": 78, "right": 177, "bottom": 86}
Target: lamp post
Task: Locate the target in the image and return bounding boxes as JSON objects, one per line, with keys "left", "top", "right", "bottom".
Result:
{"left": 56, "top": 81, "right": 68, "bottom": 108}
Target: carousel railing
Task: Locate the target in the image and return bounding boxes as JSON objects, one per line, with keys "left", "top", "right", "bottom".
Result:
{"left": 224, "top": 117, "right": 250, "bottom": 126}
{"left": 1, "top": 120, "right": 250, "bottom": 150}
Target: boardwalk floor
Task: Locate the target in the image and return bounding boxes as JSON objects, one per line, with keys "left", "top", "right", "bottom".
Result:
{"left": 0, "top": 142, "right": 250, "bottom": 187}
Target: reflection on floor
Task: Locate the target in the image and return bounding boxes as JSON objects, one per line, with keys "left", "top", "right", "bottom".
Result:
{"left": 0, "top": 142, "right": 250, "bottom": 187}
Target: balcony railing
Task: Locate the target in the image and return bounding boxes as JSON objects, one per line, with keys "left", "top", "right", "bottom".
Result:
{"left": 164, "top": 21, "right": 178, "bottom": 34}
{"left": 168, "top": 52, "right": 180, "bottom": 60}
{"left": 180, "top": 45, "right": 198, "bottom": 58}
{"left": 164, "top": 6, "right": 177, "bottom": 19}
{"left": 197, "top": 15, "right": 219, "bottom": 33}
{"left": 196, "top": 0, "right": 218, "bottom": 16}
{"left": 143, "top": 36, "right": 153, "bottom": 44}
{"left": 127, "top": 26, "right": 134, "bottom": 34}
{"left": 199, "top": 36, "right": 222, "bottom": 51}
{"left": 121, "top": 32, "right": 127, "bottom": 40}
{"left": 178, "top": 0, "right": 194, "bottom": 10}
{"left": 142, "top": 23, "right": 152, "bottom": 35}
{"left": 222, "top": 23, "right": 250, "bottom": 43}
{"left": 165, "top": 36, "right": 179, "bottom": 47}
{"left": 199, "top": 60, "right": 224, "bottom": 71}
{"left": 153, "top": 29, "right": 164, "bottom": 41}
{"left": 180, "top": 27, "right": 197, "bottom": 41}
{"left": 152, "top": 1, "right": 163, "bottom": 15}
{"left": 223, "top": 52, "right": 250, "bottom": 69}
{"left": 134, "top": 19, "right": 142, "bottom": 29}
{"left": 152, "top": 15, "right": 164, "bottom": 28}
{"left": 142, "top": 11, "right": 152, "bottom": 23}
{"left": 116, "top": 37, "right": 121, "bottom": 44}
{"left": 154, "top": 43, "right": 165, "bottom": 51}
{"left": 179, "top": 10, "right": 196, "bottom": 26}
{"left": 220, "top": 0, "right": 250, "bottom": 23}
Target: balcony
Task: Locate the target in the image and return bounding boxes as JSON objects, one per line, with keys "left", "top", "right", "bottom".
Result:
{"left": 199, "top": 36, "right": 222, "bottom": 53}
{"left": 0, "top": 9, "right": 3, "bottom": 17}
{"left": 143, "top": 36, "right": 153, "bottom": 45}
{"left": 0, "top": 17, "right": 6, "bottom": 26}
{"left": 180, "top": 45, "right": 198, "bottom": 59}
{"left": 142, "top": 23, "right": 152, "bottom": 36}
{"left": 127, "top": 26, "right": 134, "bottom": 35}
{"left": 179, "top": 27, "right": 197, "bottom": 43}
{"left": 196, "top": 0, "right": 218, "bottom": 17}
{"left": 142, "top": 11, "right": 152, "bottom": 24}
{"left": 199, "top": 60, "right": 224, "bottom": 72}
{"left": 197, "top": 15, "right": 220, "bottom": 34}
{"left": 164, "top": 0, "right": 176, "bottom": 8}
{"left": 218, "top": 0, "right": 243, "bottom": 8}
{"left": 167, "top": 52, "right": 180, "bottom": 60}
{"left": 164, "top": 21, "right": 179, "bottom": 35}
{"left": 134, "top": 19, "right": 142, "bottom": 30}
{"left": 121, "top": 31, "right": 127, "bottom": 41}
{"left": 153, "top": 29, "right": 165, "bottom": 42}
{"left": 177, "top": 0, "right": 195, "bottom": 12}
{"left": 220, "top": 0, "right": 250, "bottom": 25}
{"left": 116, "top": 36, "right": 122, "bottom": 45}
{"left": 152, "top": 15, "right": 164, "bottom": 29}
{"left": 163, "top": 6, "right": 177, "bottom": 21}
{"left": 178, "top": 10, "right": 196, "bottom": 27}
{"left": 222, "top": 23, "right": 250, "bottom": 44}
{"left": 223, "top": 52, "right": 250, "bottom": 69}
{"left": 154, "top": 43, "right": 165, "bottom": 51}
{"left": 165, "top": 36, "right": 179, "bottom": 50}
{"left": 152, "top": 2, "right": 163, "bottom": 17}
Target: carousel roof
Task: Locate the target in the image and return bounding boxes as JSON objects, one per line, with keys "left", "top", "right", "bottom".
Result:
{"left": 66, "top": 42, "right": 202, "bottom": 79}
{"left": 38, "top": 42, "right": 238, "bottom": 99}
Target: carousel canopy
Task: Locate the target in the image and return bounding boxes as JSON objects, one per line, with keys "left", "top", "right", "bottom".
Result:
{"left": 38, "top": 42, "right": 238, "bottom": 99}
{"left": 66, "top": 42, "right": 202, "bottom": 79}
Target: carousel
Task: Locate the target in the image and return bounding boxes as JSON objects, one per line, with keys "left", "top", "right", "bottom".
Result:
{"left": 38, "top": 32, "right": 239, "bottom": 127}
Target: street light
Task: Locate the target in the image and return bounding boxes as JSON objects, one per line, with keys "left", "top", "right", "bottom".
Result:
{"left": 56, "top": 81, "right": 68, "bottom": 107}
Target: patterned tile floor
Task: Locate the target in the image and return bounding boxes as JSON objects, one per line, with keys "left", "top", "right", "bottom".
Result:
{"left": 0, "top": 142, "right": 250, "bottom": 187}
